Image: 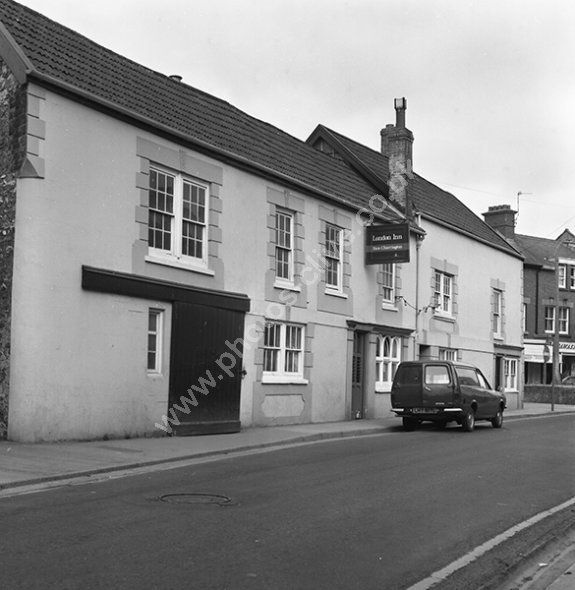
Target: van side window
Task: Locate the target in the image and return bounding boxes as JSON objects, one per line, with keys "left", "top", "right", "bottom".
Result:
{"left": 425, "top": 366, "right": 451, "bottom": 385}
{"left": 456, "top": 367, "right": 479, "bottom": 386}
{"left": 476, "top": 371, "right": 491, "bottom": 390}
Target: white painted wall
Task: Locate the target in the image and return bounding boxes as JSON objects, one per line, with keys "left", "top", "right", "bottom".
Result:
{"left": 8, "top": 84, "right": 523, "bottom": 441}
{"left": 417, "top": 219, "right": 523, "bottom": 383}
{"left": 309, "top": 324, "right": 349, "bottom": 423}
{"left": 9, "top": 87, "right": 389, "bottom": 439}
{"left": 9, "top": 89, "right": 172, "bottom": 441}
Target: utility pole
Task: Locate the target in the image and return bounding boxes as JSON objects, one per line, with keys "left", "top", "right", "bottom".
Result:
{"left": 551, "top": 254, "right": 560, "bottom": 412}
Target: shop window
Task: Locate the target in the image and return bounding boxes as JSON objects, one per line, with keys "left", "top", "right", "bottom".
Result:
{"left": 375, "top": 335, "right": 401, "bottom": 392}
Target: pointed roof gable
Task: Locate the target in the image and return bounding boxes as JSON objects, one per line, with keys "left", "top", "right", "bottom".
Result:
{"left": 0, "top": 0, "right": 405, "bottom": 223}
{"left": 308, "top": 124, "right": 523, "bottom": 259}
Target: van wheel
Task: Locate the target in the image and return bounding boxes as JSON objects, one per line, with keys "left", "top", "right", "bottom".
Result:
{"left": 402, "top": 417, "right": 419, "bottom": 431}
{"left": 461, "top": 410, "right": 475, "bottom": 432}
{"left": 491, "top": 408, "right": 503, "bottom": 429}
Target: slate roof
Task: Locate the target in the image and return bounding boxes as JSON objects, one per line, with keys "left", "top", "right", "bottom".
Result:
{"left": 0, "top": 0, "right": 404, "bottom": 222}
{"left": 514, "top": 230, "right": 575, "bottom": 267}
{"left": 308, "top": 125, "right": 523, "bottom": 258}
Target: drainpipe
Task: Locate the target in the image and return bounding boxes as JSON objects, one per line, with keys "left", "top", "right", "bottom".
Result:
{"left": 535, "top": 269, "right": 540, "bottom": 340}
{"left": 414, "top": 235, "right": 422, "bottom": 360}
{"left": 551, "top": 256, "right": 560, "bottom": 411}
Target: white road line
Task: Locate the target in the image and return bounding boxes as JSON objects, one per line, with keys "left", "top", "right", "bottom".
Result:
{"left": 406, "top": 496, "right": 575, "bottom": 590}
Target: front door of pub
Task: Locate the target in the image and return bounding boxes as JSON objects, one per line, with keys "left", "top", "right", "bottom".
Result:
{"left": 351, "top": 331, "right": 366, "bottom": 419}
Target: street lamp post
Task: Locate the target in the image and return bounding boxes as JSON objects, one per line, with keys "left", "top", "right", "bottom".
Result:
{"left": 550, "top": 256, "right": 560, "bottom": 412}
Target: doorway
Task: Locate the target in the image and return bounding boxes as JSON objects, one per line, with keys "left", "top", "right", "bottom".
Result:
{"left": 351, "top": 331, "right": 366, "bottom": 419}
{"left": 168, "top": 301, "right": 246, "bottom": 435}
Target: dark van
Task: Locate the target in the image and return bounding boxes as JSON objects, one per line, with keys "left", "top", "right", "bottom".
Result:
{"left": 390, "top": 361, "right": 506, "bottom": 432}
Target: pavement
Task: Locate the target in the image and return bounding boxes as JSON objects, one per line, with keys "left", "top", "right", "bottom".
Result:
{"left": 1, "top": 402, "right": 574, "bottom": 589}
{"left": 1, "top": 402, "right": 574, "bottom": 491}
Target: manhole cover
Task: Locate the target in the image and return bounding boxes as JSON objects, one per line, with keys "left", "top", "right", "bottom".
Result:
{"left": 159, "top": 493, "right": 233, "bottom": 506}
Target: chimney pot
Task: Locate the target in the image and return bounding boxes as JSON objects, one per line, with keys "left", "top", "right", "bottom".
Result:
{"left": 394, "top": 97, "right": 407, "bottom": 128}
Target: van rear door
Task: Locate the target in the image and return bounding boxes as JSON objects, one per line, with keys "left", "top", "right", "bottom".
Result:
{"left": 392, "top": 363, "right": 423, "bottom": 407}
{"left": 422, "top": 364, "right": 455, "bottom": 407}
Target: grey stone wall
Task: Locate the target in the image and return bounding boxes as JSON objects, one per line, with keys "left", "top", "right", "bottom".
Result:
{"left": 0, "top": 59, "right": 26, "bottom": 438}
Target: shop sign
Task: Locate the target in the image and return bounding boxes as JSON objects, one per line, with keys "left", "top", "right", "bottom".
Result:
{"left": 365, "top": 223, "right": 410, "bottom": 265}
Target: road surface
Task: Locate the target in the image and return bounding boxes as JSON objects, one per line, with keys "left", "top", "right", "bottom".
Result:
{"left": 1, "top": 414, "right": 574, "bottom": 589}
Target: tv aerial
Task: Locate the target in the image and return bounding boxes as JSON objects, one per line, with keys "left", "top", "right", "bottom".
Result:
{"left": 516, "top": 191, "right": 533, "bottom": 226}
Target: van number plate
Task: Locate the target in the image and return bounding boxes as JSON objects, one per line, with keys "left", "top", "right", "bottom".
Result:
{"left": 412, "top": 408, "right": 439, "bottom": 414}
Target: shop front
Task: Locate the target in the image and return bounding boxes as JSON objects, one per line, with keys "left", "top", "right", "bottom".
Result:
{"left": 524, "top": 340, "right": 575, "bottom": 384}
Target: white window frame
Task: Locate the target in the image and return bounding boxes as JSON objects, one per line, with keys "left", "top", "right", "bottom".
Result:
{"left": 544, "top": 306, "right": 555, "bottom": 333}
{"left": 504, "top": 358, "right": 518, "bottom": 391}
{"left": 559, "top": 264, "right": 567, "bottom": 289}
{"left": 381, "top": 264, "right": 395, "bottom": 304}
{"left": 559, "top": 307, "right": 569, "bottom": 334}
{"left": 147, "top": 167, "right": 209, "bottom": 269}
{"left": 325, "top": 223, "right": 343, "bottom": 293}
{"left": 570, "top": 267, "right": 575, "bottom": 290}
{"left": 275, "top": 210, "right": 294, "bottom": 286}
{"left": 375, "top": 335, "right": 401, "bottom": 392}
{"left": 262, "top": 321, "right": 306, "bottom": 383}
{"left": 434, "top": 271, "right": 453, "bottom": 315}
{"left": 545, "top": 306, "right": 570, "bottom": 335}
{"left": 493, "top": 289, "right": 503, "bottom": 338}
{"left": 439, "top": 348, "right": 457, "bottom": 361}
{"left": 147, "top": 309, "right": 164, "bottom": 374}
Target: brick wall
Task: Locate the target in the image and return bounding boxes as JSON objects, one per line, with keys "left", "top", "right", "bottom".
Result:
{"left": 0, "top": 59, "right": 26, "bottom": 439}
{"left": 525, "top": 264, "right": 575, "bottom": 338}
{"left": 524, "top": 384, "right": 575, "bottom": 405}
{"left": 523, "top": 267, "right": 538, "bottom": 336}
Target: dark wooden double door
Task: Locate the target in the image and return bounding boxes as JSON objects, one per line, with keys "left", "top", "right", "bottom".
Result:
{"left": 168, "top": 301, "right": 245, "bottom": 435}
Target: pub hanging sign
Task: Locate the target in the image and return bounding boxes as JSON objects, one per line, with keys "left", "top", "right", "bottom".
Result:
{"left": 365, "top": 223, "right": 410, "bottom": 265}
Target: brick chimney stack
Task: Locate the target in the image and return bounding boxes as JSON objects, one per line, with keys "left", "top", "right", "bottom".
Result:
{"left": 380, "top": 98, "right": 414, "bottom": 213}
{"left": 483, "top": 204, "right": 517, "bottom": 239}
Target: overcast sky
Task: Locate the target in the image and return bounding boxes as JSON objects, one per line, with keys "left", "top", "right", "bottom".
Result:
{"left": 18, "top": 0, "right": 575, "bottom": 239}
